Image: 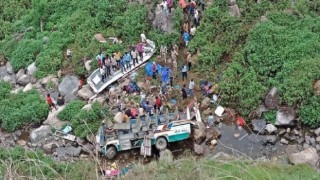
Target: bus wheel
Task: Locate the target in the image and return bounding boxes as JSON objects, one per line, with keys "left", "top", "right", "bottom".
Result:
{"left": 155, "top": 137, "right": 167, "bottom": 151}
{"left": 106, "top": 146, "right": 117, "bottom": 160}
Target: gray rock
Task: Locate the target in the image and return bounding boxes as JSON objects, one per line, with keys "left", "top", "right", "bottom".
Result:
{"left": 77, "top": 85, "right": 94, "bottom": 100}
{"left": 56, "top": 146, "right": 82, "bottom": 157}
{"left": 305, "top": 135, "right": 311, "bottom": 145}
{"left": 293, "top": 129, "right": 300, "bottom": 135}
{"left": 278, "top": 129, "right": 286, "bottom": 135}
{"left": 27, "top": 62, "right": 37, "bottom": 76}
{"left": 17, "top": 74, "right": 30, "bottom": 86}
{"left": 288, "top": 147, "right": 319, "bottom": 166}
{"left": 23, "top": 83, "right": 33, "bottom": 92}
{"left": 252, "top": 119, "right": 266, "bottom": 133}
{"left": 297, "top": 137, "right": 305, "bottom": 144}
{"left": 14, "top": 130, "right": 22, "bottom": 137}
{"left": 316, "top": 136, "right": 320, "bottom": 143}
{"left": 200, "top": 97, "right": 211, "bottom": 109}
{"left": 40, "top": 75, "right": 56, "bottom": 85}
{"left": 194, "top": 142, "right": 205, "bottom": 155}
{"left": 3, "top": 75, "right": 16, "bottom": 85}
{"left": 280, "top": 138, "right": 289, "bottom": 145}
{"left": 310, "top": 137, "right": 316, "bottom": 146}
{"left": 228, "top": 4, "right": 241, "bottom": 17}
{"left": 0, "top": 66, "right": 9, "bottom": 80}
{"left": 30, "top": 125, "right": 51, "bottom": 143}
{"left": 43, "top": 105, "right": 66, "bottom": 129}
{"left": 15, "top": 69, "right": 25, "bottom": 80}
{"left": 314, "top": 127, "right": 320, "bottom": 136}
{"left": 286, "top": 145, "right": 298, "bottom": 154}
{"left": 59, "top": 75, "right": 79, "bottom": 96}
{"left": 316, "top": 144, "right": 320, "bottom": 152}
{"left": 159, "top": 149, "right": 173, "bottom": 163}
{"left": 42, "top": 36, "right": 49, "bottom": 44}
{"left": 5, "top": 62, "right": 14, "bottom": 74}
{"left": 81, "top": 143, "right": 94, "bottom": 154}
{"left": 265, "top": 124, "right": 277, "bottom": 134}
{"left": 43, "top": 142, "right": 58, "bottom": 154}
{"left": 193, "top": 122, "right": 206, "bottom": 144}
{"left": 275, "top": 108, "right": 296, "bottom": 126}
{"left": 84, "top": 60, "right": 92, "bottom": 71}
{"left": 262, "top": 135, "right": 278, "bottom": 145}
{"left": 82, "top": 103, "right": 92, "bottom": 111}
{"left": 152, "top": 5, "right": 174, "bottom": 33}
{"left": 264, "top": 87, "right": 278, "bottom": 109}
{"left": 303, "top": 143, "right": 310, "bottom": 149}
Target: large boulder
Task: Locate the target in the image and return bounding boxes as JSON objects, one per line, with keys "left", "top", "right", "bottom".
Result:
{"left": 227, "top": 0, "right": 241, "bottom": 17}
{"left": 77, "top": 85, "right": 94, "bottom": 100}
{"left": 30, "top": 125, "right": 51, "bottom": 143}
{"left": 17, "top": 74, "right": 30, "bottom": 86}
{"left": 275, "top": 108, "right": 296, "bottom": 126}
{"left": 5, "top": 62, "right": 13, "bottom": 75}
{"left": 43, "top": 105, "right": 66, "bottom": 129}
{"left": 16, "top": 69, "right": 25, "bottom": 80}
{"left": 84, "top": 60, "right": 92, "bottom": 71}
{"left": 288, "top": 147, "right": 319, "bottom": 166}
{"left": 27, "top": 62, "right": 37, "bottom": 76}
{"left": 23, "top": 83, "right": 33, "bottom": 92}
{"left": 264, "top": 87, "right": 278, "bottom": 109}
{"left": 3, "top": 75, "right": 16, "bottom": 85}
{"left": 314, "top": 80, "right": 320, "bottom": 96}
{"left": 193, "top": 121, "right": 206, "bottom": 144}
{"left": 59, "top": 76, "right": 79, "bottom": 96}
{"left": 56, "top": 147, "right": 82, "bottom": 157}
{"left": 152, "top": 4, "right": 174, "bottom": 33}
{"left": 200, "top": 97, "right": 211, "bottom": 109}
{"left": 252, "top": 119, "right": 266, "bottom": 133}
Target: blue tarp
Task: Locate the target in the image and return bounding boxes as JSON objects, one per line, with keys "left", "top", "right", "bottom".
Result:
{"left": 161, "top": 67, "right": 169, "bottom": 83}
{"left": 145, "top": 61, "right": 162, "bottom": 77}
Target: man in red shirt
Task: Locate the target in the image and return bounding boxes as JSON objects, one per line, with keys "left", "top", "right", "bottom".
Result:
{"left": 154, "top": 96, "right": 162, "bottom": 113}
{"left": 46, "top": 94, "right": 57, "bottom": 111}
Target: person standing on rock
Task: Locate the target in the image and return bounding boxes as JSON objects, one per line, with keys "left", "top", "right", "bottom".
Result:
{"left": 167, "top": 0, "right": 173, "bottom": 14}
{"left": 171, "top": 48, "right": 179, "bottom": 64}
{"left": 57, "top": 93, "right": 65, "bottom": 106}
{"left": 120, "top": 56, "right": 126, "bottom": 74}
{"left": 111, "top": 54, "right": 117, "bottom": 72}
{"left": 194, "top": 8, "right": 200, "bottom": 27}
{"left": 181, "top": 84, "right": 188, "bottom": 100}
{"left": 46, "top": 94, "right": 57, "bottom": 111}
{"left": 181, "top": 64, "right": 188, "bottom": 81}
{"left": 114, "top": 51, "right": 121, "bottom": 68}
{"left": 182, "top": 31, "right": 190, "bottom": 47}
{"left": 125, "top": 52, "right": 132, "bottom": 70}
{"left": 189, "top": 78, "right": 195, "bottom": 97}
{"left": 187, "top": 51, "right": 192, "bottom": 70}
{"left": 160, "top": 45, "right": 167, "bottom": 63}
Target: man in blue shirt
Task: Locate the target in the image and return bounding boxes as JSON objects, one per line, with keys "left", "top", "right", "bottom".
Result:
{"left": 125, "top": 52, "right": 131, "bottom": 70}
{"left": 120, "top": 56, "right": 126, "bottom": 74}
{"left": 182, "top": 31, "right": 190, "bottom": 47}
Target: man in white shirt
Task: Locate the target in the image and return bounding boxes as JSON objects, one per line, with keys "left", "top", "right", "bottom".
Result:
{"left": 194, "top": 9, "right": 200, "bottom": 27}
{"left": 190, "top": 25, "right": 196, "bottom": 37}
{"left": 131, "top": 48, "right": 138, "bottom": 66}
{"left": 189, "top": 78, "right": 195, "bottom": 96}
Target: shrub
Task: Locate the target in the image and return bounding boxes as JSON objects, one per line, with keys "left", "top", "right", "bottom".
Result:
{"left": 262, "top": 110, "right": 277, "bottom": 124}
{"left": 0, "top": 89, "right": 48, "bottom": 132}
{"left": 300, "top": 96, "right": 320, "bottom": 127}
{"left": 0, "top": 81, "right": 11, "bottom": 99}
{"left": 57, "top": 100, "right": 85, "bottom": 121}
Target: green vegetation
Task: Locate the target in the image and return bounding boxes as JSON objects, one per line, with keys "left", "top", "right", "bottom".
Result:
{"left": 124, "top": 157, "right": 320, "bottom": 180}
{"left": 263, "top": 110, "right": 277, "bottom": 124}
{"left": 0, "top": 147, "right": 96, "bottom": 179}
{"left": 0, "top": 81, "right": 48, "bottom": 132}
{"left": 58, "top": 100, "right": 110, "bottom": 138}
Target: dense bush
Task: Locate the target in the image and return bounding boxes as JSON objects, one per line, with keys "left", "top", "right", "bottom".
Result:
{"left": 57, "top": 100, "right": 85, "bottom": 121}
{"left": 0, "top": 81, "right": 11, "bottom": 99}
{"left": 300, "top": 96, "right": 320, "bottom": 127}
{"left": 0, "top": 89, "right": 48, "bottom": 132}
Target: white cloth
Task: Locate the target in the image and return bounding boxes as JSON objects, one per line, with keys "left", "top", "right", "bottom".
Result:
{"left": 190, "top": 27, "right": 196, "bottom": 36}
{"left": 141, "top": 33, "right": 147, "bottom": 43}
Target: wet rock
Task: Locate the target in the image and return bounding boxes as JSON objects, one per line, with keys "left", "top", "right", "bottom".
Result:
{"left": 56, "top": 146, "right": 82, "bottom": 157}
{"left": 5, "top": 62, "right": 13, "bottom": 75}
{"left": 30, "top": 125, "right": 51, "bottom": 143}
{"left": 43, "top": 142, "right": 58, "bottom": 154}
{"left": 280, "top": 138, "right": 289, "bottom": 145}
{"left": 228, "top": 0, "right": 241, "bottom": 17}
{"left": 77, "top": 85, "right": 94, "bottom": 100}
{"left": 3, "top": 75, "right": 16, "bottom": 85}
{"left": 82, "top": 103, "right": 92, "bottom": 111}
{"left": 289, "top": 147, "right": 319, "bottom": 166}
{"left": 314, "top": 127, "right": 320, "bottom": 136}
{"left": 193, "top": 122, "right": 206, "bottom": 144}
{"left": 275, "top": 108, "right": 296, "bottom": 126}
{"left": 313, "top": 80, "right": 320, "bottom": 96}
{"left": 27, "top": 62, "right": 37, "bottom": 76}
{"left": 265, "top": 124, "right": 277, "bottom": 134}
{"left": 200, "top": 97, "right": 211, "bottom": 109}
{"left": 82, "top": 143, "right": 94, "bottom": 154}
{"left": 264, "top": 87, "right": 278, "bottom": 109}
{"left": 23, "top": 83, "right": 33, "bottom": 92}
{"left": 194, "top": 142, "right": 205, "bottom": 155}
{"left": 262, "top": 135, "right": 278, "bottom": 145}
{"left": 59, "top": 75, "right": 79, "bottom": 96}
{"left": 159, "top": 149, "right": 173, "bottom": 163}
{"left": 17, "top": 74, "right": 30, "bottom": 86}
{"left": 252, "top": 119, "right": 266, "bottom": 133}
{"left": 17, "top": 140, "right": 27, "bottom": 146}
{"left": 15, "top": 69, "right": 25, "bottom": 80}
{"left": 84, "top": 60, "right": 92, "bottom": 71}
{"left": 286, "top": 145, "right": 298, "bottom": 154}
